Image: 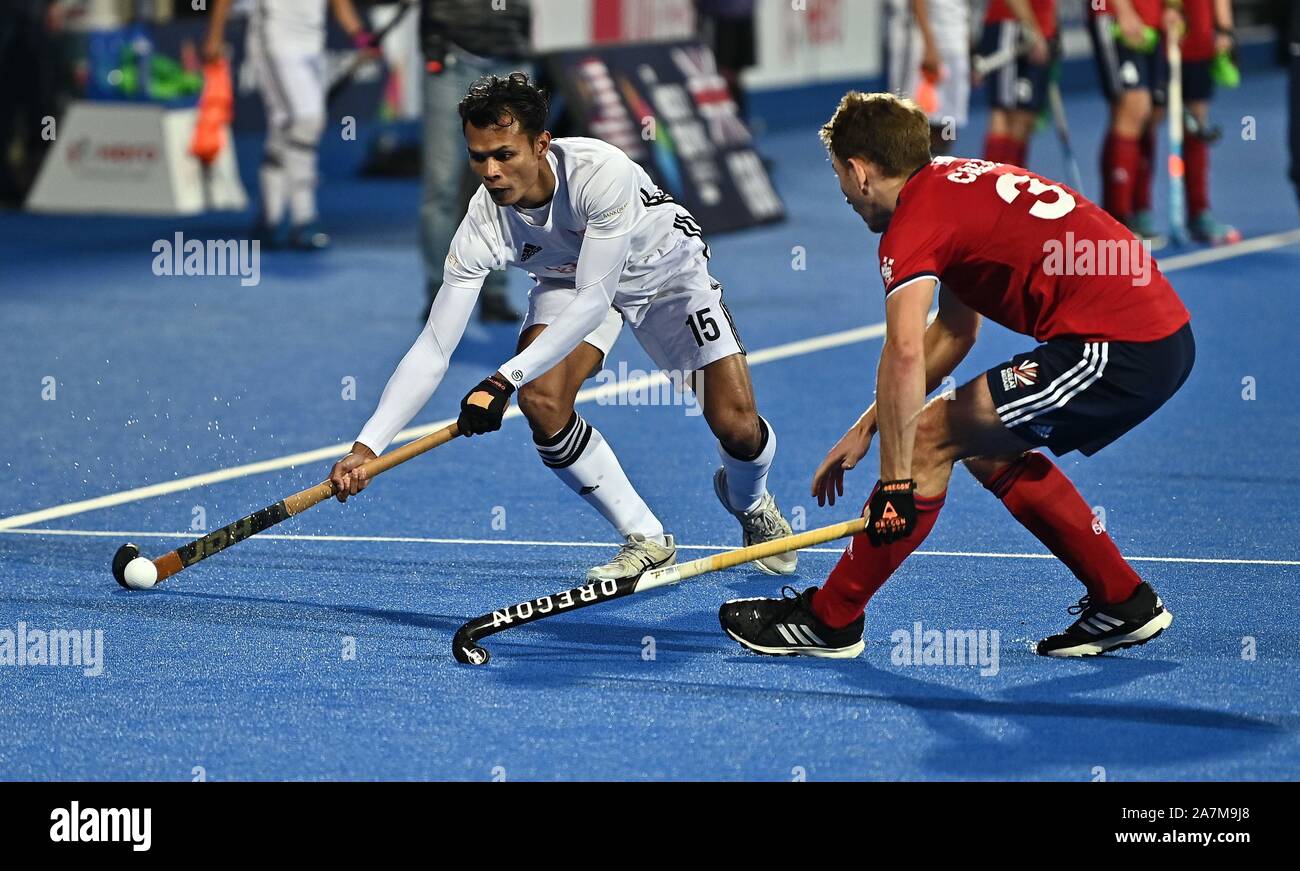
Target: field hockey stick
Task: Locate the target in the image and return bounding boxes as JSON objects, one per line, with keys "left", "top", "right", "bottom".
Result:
{"left": 325, "top": 0, "right": 418, "bottom": 106}
{"left": 1046, "top": 74, "right": 1086, "bottom": 195}
{"left": 1166, "top": 27, "right": 1189, "bottom": 246}
{"left": 111, "top": 422, "right": 460, "bottom": 589}
{"left": 452, "top": 516, "right": 870, "bottom": 665}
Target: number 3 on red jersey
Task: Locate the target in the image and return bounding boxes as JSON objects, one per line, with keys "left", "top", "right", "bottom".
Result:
{"left": 996, "top": 173, "right": 1076, "bottom": 220}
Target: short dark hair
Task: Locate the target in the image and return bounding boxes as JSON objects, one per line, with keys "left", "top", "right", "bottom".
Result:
{"left": 819, "top": 92, "right": 931, "bottom": 178}
{"left": 458, "top": 72, "right": 550, "bottom": 139}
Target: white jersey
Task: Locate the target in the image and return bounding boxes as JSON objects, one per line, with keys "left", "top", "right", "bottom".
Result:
{"left": 245, "top": 0, "right": 329, "bottom": 53}
{"left": 353, "top": 137, "right": 720, "bottom": 455}
{"left": 445, "top": 136, "right": 706, "bottom": 321}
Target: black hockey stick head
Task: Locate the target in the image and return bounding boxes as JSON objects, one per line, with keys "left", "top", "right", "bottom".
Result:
{"left": 111, "top": 542, "right": 141, "bottom": 590}
{"left": 452, "top": 622, "right": 491, "bottom": 666}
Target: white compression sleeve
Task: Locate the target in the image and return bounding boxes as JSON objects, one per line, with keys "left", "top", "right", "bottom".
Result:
{"left": 495, "top": 231, "right": 632, "bottom": 387}
{"left": 354, "top": 282, "right": 480, "bottom": 455}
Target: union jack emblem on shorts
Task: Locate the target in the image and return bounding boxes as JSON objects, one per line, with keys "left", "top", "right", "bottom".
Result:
{"left": 1000, "top": 360, "right": 1039, "bottom": 390}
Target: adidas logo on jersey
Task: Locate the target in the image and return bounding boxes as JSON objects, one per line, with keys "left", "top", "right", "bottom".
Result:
{"left": 880, "top": 257, "right": 895, "bottom": 285}
{"left": 521, "top": 243, "right": 543, "bottom": 262}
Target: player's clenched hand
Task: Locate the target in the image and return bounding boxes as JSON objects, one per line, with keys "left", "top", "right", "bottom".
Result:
{"left": 458, "top": 373, "right": 515, "bottom": 436}
{"left": 866, "top": 479, "right": 917, "bottom": 546}
{"left": 921, "top": 40, "right": 942, "bottom": 82}
{"left": 330, "top": 443, "right": 377, "bottom": 503}
{"left": 1117, "top": 9, "right": 1149, "bottom": 50}
{"left": 812, "top": 422, "right": 875, "bottom": 508}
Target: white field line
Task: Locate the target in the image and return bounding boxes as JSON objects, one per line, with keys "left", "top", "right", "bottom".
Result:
{"left": 2, "top": 227, "right": 1297, "bottom": 532}
{"left": 0, "top": 322, "right": 885, "bottom": 531}
{"left": 1, "top": 527, "right": 1296, "bottom": 567}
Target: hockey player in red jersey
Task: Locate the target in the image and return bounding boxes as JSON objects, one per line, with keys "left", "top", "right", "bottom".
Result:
{"left": 720, "top": 92, "right": 1195, "bottom": 659}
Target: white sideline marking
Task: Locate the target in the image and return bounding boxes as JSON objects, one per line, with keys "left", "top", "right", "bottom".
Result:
{"left": 1155, "top": 227, "right": 1300, "bottom": 271}
{"left": 1, "top": 527, "right": 1296, "bottom": 567}
{"left": 2, "top": 227, "right": 1297, "bottom": 532}
{"left": 0, "top": 322, "right": 886, "bottom": 532}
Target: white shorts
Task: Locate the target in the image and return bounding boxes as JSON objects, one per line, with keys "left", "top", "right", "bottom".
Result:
{"left": 246, "top": 28, "right": 326, "bottom": 131}
{"left": 522, "top": 250, "right": 746, "bottom": 375}
{"left": 886, "top": 0, "right": 971, "bottom": 128}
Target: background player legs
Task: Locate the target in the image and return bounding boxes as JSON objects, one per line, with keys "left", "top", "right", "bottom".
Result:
{"left": 1103, "top": 87, "right": 1154, "bottom": 230}
{"left": 258, "top": 125, "right": 289, "bottom": 235}
{"left": 1132, "top": 120, "right": 1157, "bottom": 229}
{"left": 811, "top": 375, "right": 1143, "bottom": 630}
{"left": 1184, "top": 69, "right": 1240, "bottom": 244}
{"left": 985, "top": 107, "right": 1038, "bottom": 166}
{"left": 251, "top": 48, "right": 327, "bottom": 248}
{"left": 514, "top": 324, "right": 666, "bottom": 544}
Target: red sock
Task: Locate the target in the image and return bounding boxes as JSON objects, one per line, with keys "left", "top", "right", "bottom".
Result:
{"left": 812, "top": 489, "right": 947, "bottom": 628}
{"left": 1185, "top": 133, "right": 1209, "bottom": 219}
{"left": 984, "top": 133, "right": 1019, "bottom": 165}
{"left": 1133, "top": 127, "right": 1156, "bottom": 213}
{"left": 1102, "top": 132, "right": 1140, "bottom": 223}
{"left": 1013, "top": 138, "right": 1029, "bottom": 168}
{"left": 984, "top": 452, "right": 1141, "bottom": 605}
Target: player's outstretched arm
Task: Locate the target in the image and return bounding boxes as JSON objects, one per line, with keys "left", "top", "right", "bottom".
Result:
{"left": 812, "top": 284, "right": 976, "bottom": 508}
{"left": 201, "top": 0, "right": 234, "bottom": 62}
{"left": 876, "top": 280, "right": 935, "bottom": 481}
{"left": 1005, "top": 0, "right": 1050, "bottom": 65}
{"left": 332, "top": 282, "right": 481, "bottom": 500}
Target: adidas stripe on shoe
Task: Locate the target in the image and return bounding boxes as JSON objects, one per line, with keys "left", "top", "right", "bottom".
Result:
{"left": 719, "top": 586, "right": 864, "bottom": 658}
{"left": 1036, "top": 582, "right": 1173, "bottom": 657}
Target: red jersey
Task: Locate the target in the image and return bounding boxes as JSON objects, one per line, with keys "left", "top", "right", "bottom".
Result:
{"left": 1182, "top": 0, "right": 1216, "bottom": 62}
{"left": 1090, "top": 0, "right": 1162, "bottom": 27}
{"left": 985, "top": 0, "right": 1058, "bottom": 41}
{"left": 878, "top": 158, "right": 1190, "bottom": 343}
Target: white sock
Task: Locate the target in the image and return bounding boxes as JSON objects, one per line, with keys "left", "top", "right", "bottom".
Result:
{"left": 259, "top": 145, "right": 287, "bottom": 225}
{"left": 536, "top": 413, "right": 665, "bottom": 544}
{"left": 285, "top": 139, "right": 319, "bottom": 225}
{"left": 717, "top": 416, "right": 775, "bottom": 514}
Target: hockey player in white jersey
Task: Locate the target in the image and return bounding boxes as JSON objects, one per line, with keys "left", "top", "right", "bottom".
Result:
{"left": 204, "top": 0, "right": 374, "bottom": 249}
{"left": 328, "top": 73, "right": 797, "bottom": 581}
{"left": 885, "top": 0, "right": 973, "bottom": 154}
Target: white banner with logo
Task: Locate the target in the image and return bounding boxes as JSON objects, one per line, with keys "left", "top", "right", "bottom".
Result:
{"left": 533, "top": 0, "right": 697, "bottom": 52}
{"left": 26, "top": 101, "right": 247, "bottom": 216}
{"left": 746, "top": 0, "right": 883, "bottom": 90}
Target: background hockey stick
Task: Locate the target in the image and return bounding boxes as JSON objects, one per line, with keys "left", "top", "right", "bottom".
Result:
{"left": 452, "top": 516, "right": 870, "bottom": 665}
{"left": 1046, "top": 74, "right": 1086, "bottom": 194}
{"left": 325, "top": 0, "right": 418, "bottom": 106}
{"left": 1167, "top": 28, "right": 1190, "bottom": 246}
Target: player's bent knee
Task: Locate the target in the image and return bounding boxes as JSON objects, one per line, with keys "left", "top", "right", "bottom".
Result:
{"left": 708, "top": 402, "right": 762, "bottom": 457}
{"left": 963, "top": 454, "right": 1022, "bottom": 486}
{"left": 517, "top": 384, "right": 574, "bottom": 436}
{"left": 288, "top": 115, "right": 326, "bottom": 147}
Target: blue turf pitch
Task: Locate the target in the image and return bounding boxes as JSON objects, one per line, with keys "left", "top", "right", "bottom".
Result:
{"left": 1, "top": 71, "right": 1297, "bottom": 780}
